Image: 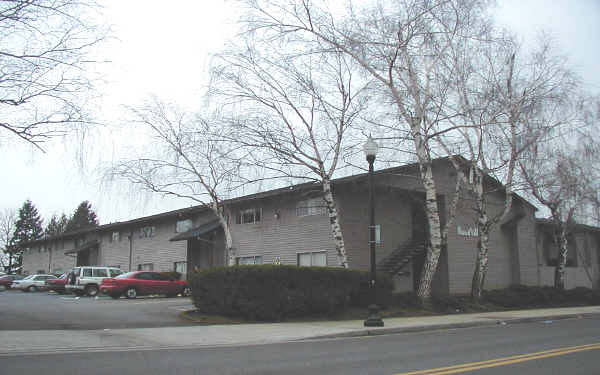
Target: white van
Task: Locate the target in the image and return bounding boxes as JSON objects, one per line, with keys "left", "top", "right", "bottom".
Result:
{"left": 66, "top": 266, "right": 123, "bottom": 296}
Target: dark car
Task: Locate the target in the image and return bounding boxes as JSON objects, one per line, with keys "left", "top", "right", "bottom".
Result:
{"left": 0, "top": 274, "right": 25, "bottom": 291}
{"left": 100, "top": 271, "right": 191, "bottom": 299}
{"left": 45, "top": 273, "right": 69, "bottom": 294}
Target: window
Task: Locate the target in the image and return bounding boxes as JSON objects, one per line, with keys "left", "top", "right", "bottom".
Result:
{"left": 296, "top": 197, "right": 326, "bottom": 217}
{"left": 297, "top": 251, "right": 327, "bottom": 267}
{"left": 236, "top": 208, "right": 261, "bottom": 224}
{"left": 176, "top": 219, "right": 193, "bottom": 233}
{"left": 236, "top": 256, "right": 263, "bottom": 265}
{"left": 109, "top": 269, "right": 122, "bottom": 277}
{"left": 174, "top": 261, "right": 187, "bottom": 274}
{"left": 139, "top": 226, "right": 156, "bottom": 238}
{"left": 110, "top": 232, "right": 120, "bottom": 242}
{"left": 135, "top": 272, "right": 153, "bottom": 280}
{"left": 92, "top": 268, "right": 108, "bottom": 277}
{"left": 82, "top": 268, "right": 92, "bottom": 277}
{"left": 374, "top": 224, "right": 381, "bottom": 245}
{"left": 137, "top": 263, "right": 154, "bottom": 271}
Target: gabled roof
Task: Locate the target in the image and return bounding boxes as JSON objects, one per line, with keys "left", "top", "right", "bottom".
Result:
{"left": 23, "top": 155, "right": 535, "bottom": 246}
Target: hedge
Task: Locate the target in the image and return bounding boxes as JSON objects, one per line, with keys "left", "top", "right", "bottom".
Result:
{"left": 188, "top": 265, "right": 393, "bottom": 321}
{"left": 483, "top": 285, "right": 600, "bottom": 308}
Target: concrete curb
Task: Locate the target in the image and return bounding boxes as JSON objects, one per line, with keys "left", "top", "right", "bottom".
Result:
{"left": 302, "top": 312, "right": 600, "bottom": 341}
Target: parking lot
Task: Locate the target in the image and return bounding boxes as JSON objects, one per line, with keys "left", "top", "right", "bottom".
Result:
{"left": 0, "top": 289, "right": 196, "bottom": 330}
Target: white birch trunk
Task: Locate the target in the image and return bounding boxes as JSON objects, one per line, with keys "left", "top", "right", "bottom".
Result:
{"left": 471, "top": 182, "right": 489, "bottom": 301}
{"left": 414, "top": 157, "right": 443, "bottom": 303}
{"left": 322, "top": 178, "right": 349, "bottom": 268}
{"left": 554, "top": 222, "right": 568, "bottom": 290}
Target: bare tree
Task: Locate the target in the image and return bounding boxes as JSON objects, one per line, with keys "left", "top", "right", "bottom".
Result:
{"left": 439, "top": 34, "right": 580, "bottom": 300}
{"left": 0, "top": 0, "right": 106, "bottom": 151}
{"left": 110, "top": 99, "right": 251, "bottom": 266}
{"left": 236, "top": 0, "right": 497, "bottom": 304}
{"left": 519, "top": 97, "right": 595, "bottom": 289}
{"left": 0, "top": 209, "right": 17, "bottom": 272}
{"left": 210, "top": 32, "right": 371, "bottom": 268}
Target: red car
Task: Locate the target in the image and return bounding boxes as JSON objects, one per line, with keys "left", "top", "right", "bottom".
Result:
{"left": 0, "top": 274, "right": 25, "bottom": 291}
{"left": 45, "top": 273, "right": 69, "bottom": 294}
{"left": 100, "top": 271, "right": 191, "bottom": 299}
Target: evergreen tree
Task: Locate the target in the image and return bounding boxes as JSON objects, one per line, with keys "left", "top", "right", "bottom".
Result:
{"left": 10, "top": 200, "right": 44, "bottom": 273}
{"left": 45, "top": 213, "right": 69, "bottom": 236}
{"left": 65, "top": 201, "right": 99, "bottom": 232}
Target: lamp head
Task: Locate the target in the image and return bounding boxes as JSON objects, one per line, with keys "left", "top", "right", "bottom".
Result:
{"left": 363, "top": 135, "right": 379, "bottom": 160}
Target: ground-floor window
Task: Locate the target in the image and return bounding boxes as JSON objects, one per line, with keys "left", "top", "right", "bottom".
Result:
{"left": 174, "top": 261, "right": 187, "bottom": 274}
{"left": 297, "top": 251, "right": 327, "bottom": 267}
{"left": 137, "top": 263, "right": 154, "bottom": 271}
{"left": 236, "top": 256, "right": 263, "bottom": 265}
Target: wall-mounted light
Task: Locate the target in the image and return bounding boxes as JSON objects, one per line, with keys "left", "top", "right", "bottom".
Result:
{"left": 274, "top": 211, "right": 280, "bottom": 220}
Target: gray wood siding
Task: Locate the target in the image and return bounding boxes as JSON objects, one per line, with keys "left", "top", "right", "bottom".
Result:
{"left": 129, "top": 219, "right": 187, "bottom": 272}
{"left": 230, "top": 195, "right": 337, "bottom": 266}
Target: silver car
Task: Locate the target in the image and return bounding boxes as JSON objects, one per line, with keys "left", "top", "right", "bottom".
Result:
{"left": 12, "top": 274, "right": 57, "bottom": 292}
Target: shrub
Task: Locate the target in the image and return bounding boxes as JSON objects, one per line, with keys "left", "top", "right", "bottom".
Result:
{"left": 189, "top": 265, "right": 393, "bottom": 321}
{"left": 483, "top": 285, "right": 600, "bottom": 308}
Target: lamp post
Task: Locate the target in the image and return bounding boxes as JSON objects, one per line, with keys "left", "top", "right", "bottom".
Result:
{"left": 363, "top": 135, "right": 384, "bottom": 327}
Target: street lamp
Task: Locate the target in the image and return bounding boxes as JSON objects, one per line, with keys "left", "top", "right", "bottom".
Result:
{"left": 363, "top": 135, "right": 384, "bottom": 327}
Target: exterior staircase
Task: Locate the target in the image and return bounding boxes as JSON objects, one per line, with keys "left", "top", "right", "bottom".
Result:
{"left": 378, "top": 238, "right": 427, "bottom": 276}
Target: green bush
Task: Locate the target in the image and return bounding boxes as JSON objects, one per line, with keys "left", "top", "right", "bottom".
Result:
{"left": 188, "top": 265, "right": 393, "bottom": 322}
{"left": 483, "top": 285, "right": 600, "bottom": 308}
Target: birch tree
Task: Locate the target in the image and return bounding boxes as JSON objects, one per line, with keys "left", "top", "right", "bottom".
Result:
{"left": 0, "top": 0, "right": 106, "bottom": 150}
{"left": 210, "top": 32, "right": 371, "bottom": 268}
{"left": 0, "top": 209, "right": 17, "bottom": 273}
{"left": 111, "top": 99, "right": 250, "bottom": 266}
{"left": 439, "top": 35, "right": 580, "bottom": 300}
{"left": 519, "top": 97, "right": 599, "bottom": 289}
{"left": 237, "top": 0, "right": 495, "bottom": 303}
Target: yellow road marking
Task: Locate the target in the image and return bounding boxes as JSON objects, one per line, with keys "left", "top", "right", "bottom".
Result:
{"left": 395, "top": 343, "right": 600, "bottom": 375}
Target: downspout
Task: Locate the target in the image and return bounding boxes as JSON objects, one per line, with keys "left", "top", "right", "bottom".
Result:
{"left": 48, "top": 243, "right": 53, "bottom": 273}
{"left": 128, "top": 229, "right": 134, "bottom": 271}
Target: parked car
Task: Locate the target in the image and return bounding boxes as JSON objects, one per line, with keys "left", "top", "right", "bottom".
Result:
{"left": 100, "top": 271, "right": 191, "bottom": 299}
{"left": 45, "top": 273, "right": 69, "bottom": 294}
{"left": 0, "top": 274, "right": 25, "bottom": 291}
{"left": 66, "top": 266, "right": 123, "bottom": 297}
{"left": 12, "top": 274, "right": 56, "bottom": 292}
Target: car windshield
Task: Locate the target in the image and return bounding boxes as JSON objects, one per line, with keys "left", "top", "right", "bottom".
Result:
{"left": 115, "top": 272, "right": 136, "bottom": 279}
{"left": 22, "top": 275, "right": 35, "bottom": 280}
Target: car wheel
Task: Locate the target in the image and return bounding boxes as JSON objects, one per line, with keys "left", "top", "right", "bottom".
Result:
{"left": 0, "top": 285, "right": 6, "bottom": 291}
{"left": 110, "top": 293, "right": 121, "bottom": 299}
{"left": 57, "top": 290, "right": 65, "bottom": 295}
{"left": 85, "top": 284, "right": 99, "bottom": 297}
{"left": 30, "top": 285, "right": 39, "bottom": 292}
{"left": 181, "top": 287, "right": 191, "bottom": 297}
{"left": 73, "top": 290, "right": 85, "bottom": 297}
{"left": 125, "top": 287, "right": 137, "bottom": 299}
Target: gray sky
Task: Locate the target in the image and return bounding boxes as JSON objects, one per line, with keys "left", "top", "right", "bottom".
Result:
{"left": 0, "top": 0, "right": 598, "bottom": 225}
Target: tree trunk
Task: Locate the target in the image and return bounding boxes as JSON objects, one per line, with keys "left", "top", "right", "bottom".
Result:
{"left": 471, "top": 172, "right": 489, "bottom": 303}
{"left": 322, "top": 178, "right": 349, "bottom": 268}
{"left": 554, "top": 225, "right": 568, "bottom": 290}
{"left": 471, "top": 221, "right": 489, "bottom": 302}
{"left": 220, "top": 219, "right": 235, "bottom": 267}
{"left": 415, "top": 161, "right": 443, "bottom": 306}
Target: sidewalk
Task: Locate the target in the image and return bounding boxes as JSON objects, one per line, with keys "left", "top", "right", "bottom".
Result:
{"left": 2, "top": 305, "right": 599, "bottom": 356}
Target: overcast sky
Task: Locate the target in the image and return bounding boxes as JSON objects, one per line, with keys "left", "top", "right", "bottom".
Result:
{"left": 0, "top": 0, "right": 598, "bottom": 225}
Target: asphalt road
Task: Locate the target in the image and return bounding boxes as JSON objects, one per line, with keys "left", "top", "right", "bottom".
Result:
{"left": 2, "top": 314, "right": 600, "bottom": 374}
{"left": 0, "top": 289, "right": 195, "bottom": 330}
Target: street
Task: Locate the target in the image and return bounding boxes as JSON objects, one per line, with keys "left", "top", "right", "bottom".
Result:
{"left": 2, "top": 315, "right": 599, "bottom": 374}
{"left": 0, "top": 289, "right": 194, "bottom": 330}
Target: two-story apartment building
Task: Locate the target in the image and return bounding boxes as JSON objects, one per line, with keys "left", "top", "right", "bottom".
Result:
{"left": 21, "top": 157, "right": 600, "bottom": 294}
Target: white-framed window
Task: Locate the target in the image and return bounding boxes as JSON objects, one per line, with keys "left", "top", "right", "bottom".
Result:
{"left": 235, "top": 208, "right": 262, "bottom": 224}
{"left": 110, "top": 231, "right": 120, "bottom": 242}
{"left": 139, "top": 226, "right": 156, "bottom": 238}
{"left": 236, "top": 256, "right": 263, "bottom": 265}
{"left": 174, "top": 261, "right": 187, "bottom": 274}
{"left": 175, "top": 219, "right": 193, "bottom": 233}
{"left": 137, "top": 263, "right": 154, "bottom": 271}
{"left": 297, "top": 251, "right": 327, "bottom": 267}
{"left": 296, "top": 197, "right": 326, "bottom": 217}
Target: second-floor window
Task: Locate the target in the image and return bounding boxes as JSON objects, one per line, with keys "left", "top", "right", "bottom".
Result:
{"left": 236, "top": 208, "right": 261, "bottom": 224}
{"left": 296, "top": 197, "right": 326, "bottom": 217}
{"left": 139, "top": 226, "right": 156, "bottom": 238}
